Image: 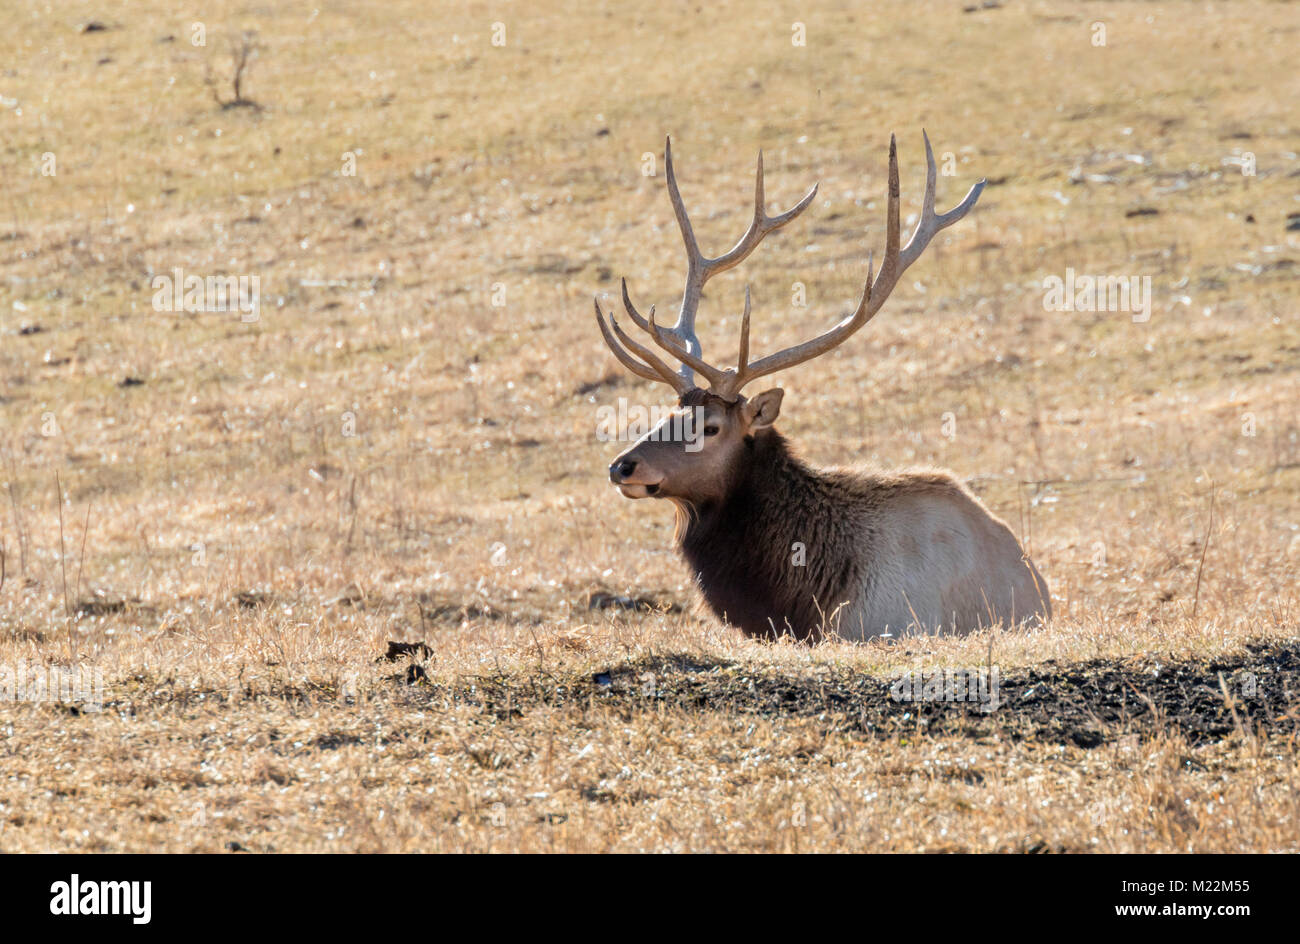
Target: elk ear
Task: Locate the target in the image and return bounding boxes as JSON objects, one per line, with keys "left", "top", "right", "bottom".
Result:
{"left": 742, "top": 388, "right": 784, "bottom": 431}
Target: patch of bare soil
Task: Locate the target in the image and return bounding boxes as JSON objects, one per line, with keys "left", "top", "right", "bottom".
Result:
{"left": 404, "top": 641, "right": 1300, "bottom": 748}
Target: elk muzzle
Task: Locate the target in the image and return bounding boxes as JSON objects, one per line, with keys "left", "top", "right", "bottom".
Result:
{"left": 608, "top": 448, "right": 664, "bottom": 498}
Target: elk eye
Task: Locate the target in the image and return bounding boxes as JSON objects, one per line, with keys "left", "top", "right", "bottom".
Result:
{"left": 703, "top": 425, "right": 720, "bottom": 436}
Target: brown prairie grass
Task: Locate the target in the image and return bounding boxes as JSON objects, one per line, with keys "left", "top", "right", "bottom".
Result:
{"left": 0, "top": 0, "right": 1297, "bottom": 852}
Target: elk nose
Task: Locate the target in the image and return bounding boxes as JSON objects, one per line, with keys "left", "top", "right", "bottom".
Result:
{"left": 610, "top": 458, "right": 637, "bottom": 483}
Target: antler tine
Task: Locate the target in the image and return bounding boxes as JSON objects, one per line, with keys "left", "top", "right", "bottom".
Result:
{"left": 721, "top": 132, "right": 983, "bottom": 395}
{"left": 709, "top": 149, "right": 820, "bottom": 277}
{"left": 660, "top": 135, "right": 819, "bottom": 387}
{"left": 619, "top": 278, "right": 653, "bottom": 333}
{"left": 899, "top": 129, "right": 986, "bottom": 272}
{"left": 879, "top": 134, "right": 901, "bottom": 288}
{"left": 737, "top": 286, "right": 752, "bottom": 374}
{"left": 593, "top": 298, "right": 690, "bottom": 394}
{"left": 663, "top": 136, "right": 703, "bottom": 280}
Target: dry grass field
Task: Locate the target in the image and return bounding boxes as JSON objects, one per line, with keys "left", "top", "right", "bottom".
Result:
{"left": 1, "top": 1, "right": 1298, "bottom": 852}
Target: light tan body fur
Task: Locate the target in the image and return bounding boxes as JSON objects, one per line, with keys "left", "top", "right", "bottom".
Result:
{"left": 804, "top": 467, "right": 1050, "bottom": 639}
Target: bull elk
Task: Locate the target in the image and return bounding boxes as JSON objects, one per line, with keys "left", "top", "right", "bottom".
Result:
{"left": 594, "top": 133, "right": 1050, "bottom": 642}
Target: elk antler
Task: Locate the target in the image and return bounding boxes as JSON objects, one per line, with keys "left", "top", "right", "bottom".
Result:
{"left": 594, "top": 132, "right": 984, "bottom": 400}
{"left": 652, "top": 138, "right": 819, "bottom": 387}
{"left": 594, "top": 137, "right": 817, "bottom": 392}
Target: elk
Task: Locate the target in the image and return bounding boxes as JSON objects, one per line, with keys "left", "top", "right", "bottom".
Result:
{"left": 594, "top": 133, "right": 1050, "bottom": 642}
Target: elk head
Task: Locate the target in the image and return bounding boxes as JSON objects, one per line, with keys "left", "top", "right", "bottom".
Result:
{"left": 596, "top": 133, "right": 984, "bottom": 508}
{"left": 606, "top": 385, "right": 785, "bottom": 503}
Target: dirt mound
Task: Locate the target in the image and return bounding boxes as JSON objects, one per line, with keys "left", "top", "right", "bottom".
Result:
{"left": 417, "top": 641, "right": 1300, "bottom": 748}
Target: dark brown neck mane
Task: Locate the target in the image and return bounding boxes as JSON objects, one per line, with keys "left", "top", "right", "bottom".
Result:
{"left": 676, "top": 430, "right": 861, "bottom": 641}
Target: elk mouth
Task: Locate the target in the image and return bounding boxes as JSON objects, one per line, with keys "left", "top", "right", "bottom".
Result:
{"left": 617, "top": 482, "right": 661, "bottom": 499}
